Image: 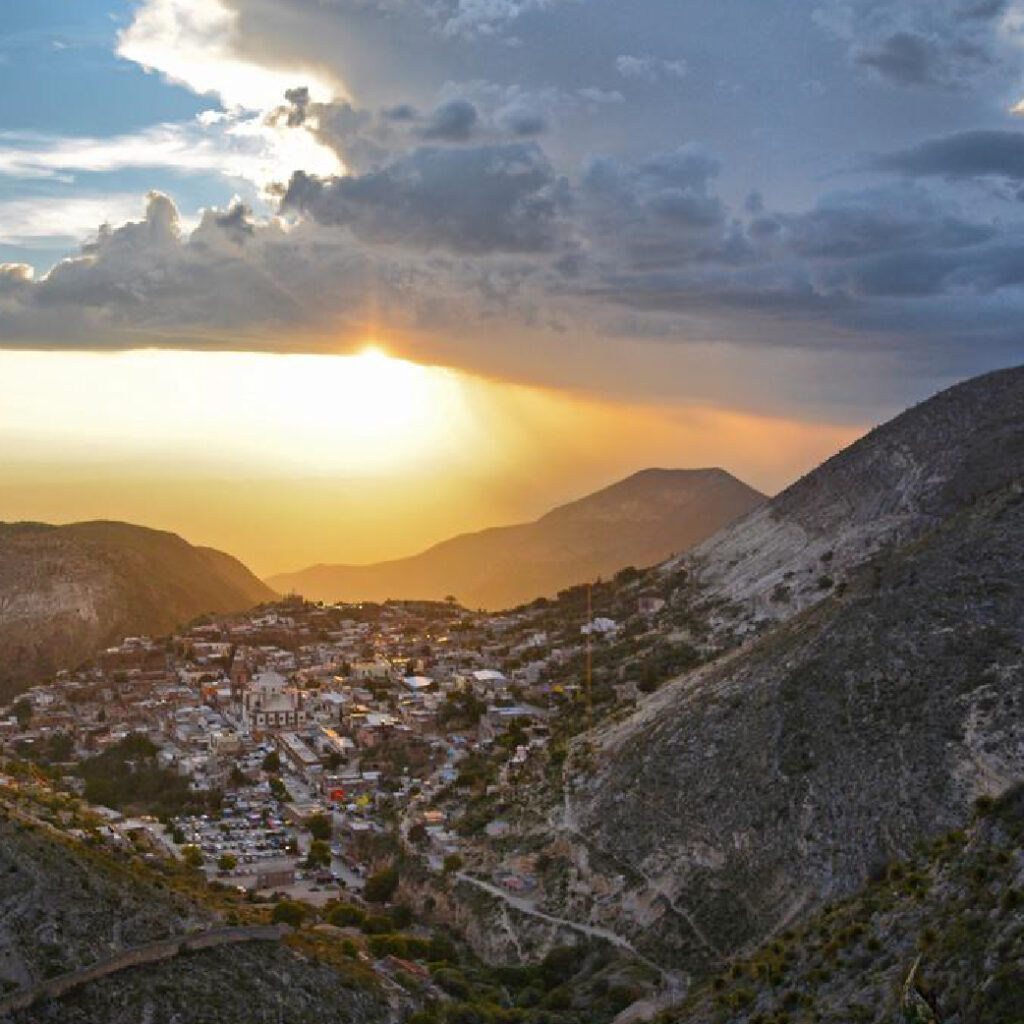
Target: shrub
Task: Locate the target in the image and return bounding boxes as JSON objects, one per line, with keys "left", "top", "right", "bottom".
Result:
{"left": 363, "top": 914, "right": 394, "bottom": 935}
{"left": 271, "top": 900, "right": 308, "bottom": 928}
{"left": 391, "top": 903, "right": 414, "bottom": 928}
{"left": 328, "top": 904, "right": 366, "bottom": 928}
{"left": 433, "top": 967, "right": 471, "bottom": 999}
{"left": 444, "top": 1005, "right": 488, "bottom": 1024}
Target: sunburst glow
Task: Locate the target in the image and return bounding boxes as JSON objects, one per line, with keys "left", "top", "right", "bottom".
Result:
{"left": 0, "top": 347, "right": 471, "bottom": 477}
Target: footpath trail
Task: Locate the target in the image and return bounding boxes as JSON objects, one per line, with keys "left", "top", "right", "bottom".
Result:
{"left": 455, "top": 872, "right": 673, "bottom": 977}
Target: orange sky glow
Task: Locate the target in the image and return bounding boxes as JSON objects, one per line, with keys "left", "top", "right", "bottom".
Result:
{"left": 0, "top": 347, "right": 863, "bottom": 577}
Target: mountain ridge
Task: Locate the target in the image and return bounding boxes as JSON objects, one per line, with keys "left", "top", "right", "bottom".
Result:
{"left": 267, "top": 467, "right": 766, "bottom": 609}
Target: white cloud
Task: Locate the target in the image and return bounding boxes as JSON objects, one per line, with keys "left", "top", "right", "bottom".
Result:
{"left": 0, "top": 112, "right": 342, "bottom": 194}
{"left": 441, "top": 0, "right": 580, "bottom": 39}
{"left": 0, "top": 195, "right": 152, "bottom": 246}
{"left": 615, "top": 55, "right": 688, "bottom": 84}
{"left": 117, "top": 0, "right": 341, "bottom": 110}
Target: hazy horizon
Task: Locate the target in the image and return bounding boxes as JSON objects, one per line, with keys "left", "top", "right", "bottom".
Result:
{"left": 0, "top": 346, "right": 861, "bottom": 576}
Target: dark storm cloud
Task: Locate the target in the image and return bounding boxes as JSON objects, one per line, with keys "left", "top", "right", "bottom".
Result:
{"left": 7, "top": 0, "right": 1024, "bottom": 417}
{"left": 780, "top": 187, "right": 996, "bottom": 258}
{"left": 956, "top": 0, "right": 1009, "bottom": 21}
{"left": 854, "top": 32, "right": 948, "bottom": 87}
{"left": 420, "top": 99, "right": 479, "bottom": 141}
{"left": 874, "top": 130, "right": 1024, "bottom": 184}
{"left": 815, "top": 0, "right": 1008, "bottom": 90}
{"left": 495, "top": 105, "right": 548, "bottom": 137}
{"left": 280, "top": 143, "right": 566, "bottom": 253}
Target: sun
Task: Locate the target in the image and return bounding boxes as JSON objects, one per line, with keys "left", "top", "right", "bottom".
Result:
{"left": 270, "top": 345, "right": 470, "bottom": 473}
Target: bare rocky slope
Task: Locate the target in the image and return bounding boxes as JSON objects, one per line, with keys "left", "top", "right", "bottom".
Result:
{"left": 0, "top": 814, "right": 388, "bottom": 1024}
{"left": 470, "top": 365, "right": 1024, "bottom": 987}
{"left": 0, "top": 521, "right": 275, "bottom": 698}
{"left": 660, "top": 785, "right": 1024, "bottom": 1023}
{"left": 268, "top": 468, "right": 765, "bottom": 610}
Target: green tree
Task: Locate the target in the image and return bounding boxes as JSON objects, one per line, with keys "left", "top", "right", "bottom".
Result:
{"left": 182, "top": 844, "right": 204, "bottom": 869}
{"left": 443, "top": 854, "right": 463, "bottom": 874}
{"left": 308, "top": 813, "right": 332, "bottom": 840}
{"left": 217, "top": 853, "right": 238, "bottom": 872}
{"left": 364, "top": 866, "right": 400, "bottom": 903}
{"left": 306, "top": 839, "right": 331, "bottom": 869}
{"left": 262, "top": 750, "right": 281, "bottom": 773}
{"left": 11, "top": 699, "right": 31, "bottom": 729}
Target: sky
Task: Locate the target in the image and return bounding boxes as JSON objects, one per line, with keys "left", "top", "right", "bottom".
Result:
{"left": 1, "top": 0, "right": 1024, "bottom": 574}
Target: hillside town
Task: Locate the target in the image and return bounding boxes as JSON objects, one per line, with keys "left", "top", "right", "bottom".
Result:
{"left": 0, "top": 581, "right": 698, "bottom": 906}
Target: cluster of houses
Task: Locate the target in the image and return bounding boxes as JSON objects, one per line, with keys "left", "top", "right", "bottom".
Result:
{"left": 0, "top": 596, "right": 623, "bottom": 879}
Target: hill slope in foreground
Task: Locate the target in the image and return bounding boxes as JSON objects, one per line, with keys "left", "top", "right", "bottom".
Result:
{"left": 268, "top": 468, "right": 766, "bottom": 609}
{"left": 0, "top": 521, "right": 274, "bottom": 698}
{"left": 0, "top": 796, "right": 388, "bottom": 1024}
{"left": 458, "top": 365, "right": 1024, "bottom": 1003}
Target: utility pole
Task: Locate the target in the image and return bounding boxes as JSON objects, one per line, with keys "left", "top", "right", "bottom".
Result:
{"left": 585, "top": 583, "right": 593, "bottom": 740}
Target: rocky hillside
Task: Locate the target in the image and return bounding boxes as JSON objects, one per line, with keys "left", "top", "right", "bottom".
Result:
{"left": 0, "top": 521, "right": 275, "bottom": 698}
{"left": 0, "top": 800, "right": 387, "bottom": 1024}
{"left": 450, "top": 365, "right": 1024, "bottom": 991}
{"left": 268, "top": 468, "right": 765, "bottom": 610}
{"left": 680, "top": 365, "right": 1024, "bottom": 630}
{"left": 660, "top": 785, "right": 1024, "bottom": 1024}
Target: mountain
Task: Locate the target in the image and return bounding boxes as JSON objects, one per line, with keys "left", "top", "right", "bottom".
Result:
{"left": 458, "top": 365, "right": 1024, "bottom": 984}
{"left": 0, "top": 520, "right": 275, "bottom": 698}
{"left": 267, "top": 468, "right": 766, "bottom": 610}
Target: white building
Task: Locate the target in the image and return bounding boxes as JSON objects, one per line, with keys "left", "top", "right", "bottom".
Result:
{"left": 242, "top": 671, "right": 306, "bottom": 732}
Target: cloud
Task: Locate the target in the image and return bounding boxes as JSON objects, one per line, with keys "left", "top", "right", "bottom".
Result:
{"left": 814, "top": 0, "right": 1009, "bottom": 89}
{"left": 0, "top": 192, "right": 372, "bottom": 345}
{"left": 580, "top": 145, "right": 736, "bottom": 270}
{"left": 853, "top": 31, "right": 952, "bottom": 87}
{"left": 277, "top": 89, "right": 558, "bottom": 177}
{"left": 440, "top": 0, "right": 578, "bottom": 40}
{"left": 778, "top": 185, "right": 995, "bottom": 258}
{"left": 420, "top": 99, "right": 480, "bottom": 141}
{"left": 117, "top": 0, "right": 340, "bottom": 109}
{"left": 495, "top": 104, "right": 548, "bottom": 137}
{"left": 615, "top": 55, "right": 688, "bottom": 84}
{"left": 0, "top": 114, "right": 341, "bottom": 198}
{"left": 279, "top": 142, "right": 566, "bottom": 253}
{"left": 872, "top": 128, "right": 1024, "bottom": 185}
{"left": 0, "top": 195, "right": 150, "bottom": 246}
